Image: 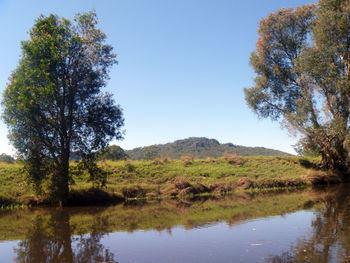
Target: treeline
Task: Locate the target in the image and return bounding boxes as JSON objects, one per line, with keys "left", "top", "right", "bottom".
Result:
{"left": 0, "top": 154, "right": 15, "bottom": 163}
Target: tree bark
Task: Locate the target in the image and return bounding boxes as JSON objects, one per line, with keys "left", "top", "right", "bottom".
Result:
{"left": 53, "top": 151, "right": 70, "bottom": 206}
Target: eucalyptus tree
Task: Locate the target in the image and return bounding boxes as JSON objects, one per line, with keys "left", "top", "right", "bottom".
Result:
{"left": 2, "top": 12, "right": 124, "bottom": 205}
{"left": 245, "top": 0, "right": 350, "bottom": 171}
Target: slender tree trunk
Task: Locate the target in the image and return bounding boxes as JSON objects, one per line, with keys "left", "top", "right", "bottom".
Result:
{"left": 53, "top": 151, "right": 70, "bottom": 207}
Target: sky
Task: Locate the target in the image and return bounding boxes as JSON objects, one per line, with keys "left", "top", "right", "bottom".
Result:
{"left": 0, "top": 0, "right": 315, "bottom": 155}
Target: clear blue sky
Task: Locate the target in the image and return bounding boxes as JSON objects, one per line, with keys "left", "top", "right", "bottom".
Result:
{"left": 0, "top": 0, "right": 314, "bottom": 155}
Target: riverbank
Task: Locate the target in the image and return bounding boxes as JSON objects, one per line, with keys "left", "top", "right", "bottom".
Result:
{"left": 0, "top": 155, "right": 344, "bottom": 206}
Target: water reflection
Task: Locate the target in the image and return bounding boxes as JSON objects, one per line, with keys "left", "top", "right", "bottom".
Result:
{"left": 266, "top": 185, "right": 350, "bottom": 263}
{"left": 1, "top": 185, "right": 350, "bottom": 262}
{"left": 14, "top": 209, "right": 117, "bottom": 263}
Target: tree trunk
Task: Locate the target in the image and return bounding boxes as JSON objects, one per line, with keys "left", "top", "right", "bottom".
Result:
{"left": 52, "top": 152, "right": 70, "bottom": 206}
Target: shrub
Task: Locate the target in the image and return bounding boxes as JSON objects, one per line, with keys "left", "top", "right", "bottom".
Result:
{"left": 208, "top": 182, "right": 233, "bottom": 194}
{"left": 152, "top": 158, "right": 162, "bottom": 165}
{"left": 161, "top": 154, "right": 169, "bottom": 163}
{"left": 122, "top": 185, "right": 146, "bottom": 198}
{"left": 174, "top": 176, "right": 191, "bottom": 189}
{"left": 181, "top": 156, "right": 193, "bottom": 166}
{"left": 125, "top": 161, "right": 135, "bottom": 172}
{"left": 236, "top": 177, "right": 252, "bottom": 189}
{"left": 223, "top": 153, "right": 243, "bottom": 165}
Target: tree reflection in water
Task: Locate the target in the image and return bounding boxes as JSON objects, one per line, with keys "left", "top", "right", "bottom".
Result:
{"left": 14, "top": 209, "right": 117, "bottom": 263}
{"left": 9, "top": 185, "right": 350, "bottom": 263}
{"left": 266, "top": 185, "right": 350, "bottom": 263}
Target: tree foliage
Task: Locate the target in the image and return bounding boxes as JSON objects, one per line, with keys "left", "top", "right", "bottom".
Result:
{"left": 143, "top": 146, "right": 160, "bottom": 160}
{"left": 0, "top": 153, "right": 15, "bottom": 163}
{"left": 2, "top": 12, "right": 124, "bottom": 204}
{"left": 245, "top": 1, "right": 350, "bottom": 171}
{"left": 97, "top": 145, "right": 128, "bottom": 161}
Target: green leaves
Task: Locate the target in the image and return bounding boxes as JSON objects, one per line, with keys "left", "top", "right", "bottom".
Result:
{"left": 246, "top": 1, "right": 350, "bottom": 171}
{"left": 2, "top": 12, "right": 124, "bottom": 203}
{"left": 246, "top": 5, "right": 316, "bottom": 123}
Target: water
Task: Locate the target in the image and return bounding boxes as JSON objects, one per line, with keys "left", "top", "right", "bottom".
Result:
{"left": 0, "top": 185, "right": 350, "bottom": 262}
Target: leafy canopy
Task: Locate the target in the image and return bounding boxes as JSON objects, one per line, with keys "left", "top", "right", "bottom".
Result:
{"left": 97, "top": 145, "right": 128, "bottom": 161}
{"left": 2, "top": 12, "right": 124, "bottom": 202}
{"left": 245, "top": 1, "right": 350, "bottom": 171}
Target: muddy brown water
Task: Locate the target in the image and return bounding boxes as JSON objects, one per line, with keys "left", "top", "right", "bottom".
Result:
{"left": 0, "top": 185, "right": 350, "bottom": 263}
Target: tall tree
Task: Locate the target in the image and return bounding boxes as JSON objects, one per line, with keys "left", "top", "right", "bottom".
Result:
{"left": 2, "top": 12, "right": 124, "bottom": 205}
{"left": 245, "top": 1, "right": 350, "bottom": 172}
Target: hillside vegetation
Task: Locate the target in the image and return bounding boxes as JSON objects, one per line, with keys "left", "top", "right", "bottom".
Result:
{"left": 125, "top": 137, "right": 291, "bottom": 160}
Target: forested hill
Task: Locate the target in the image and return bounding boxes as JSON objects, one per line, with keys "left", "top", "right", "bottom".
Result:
{"left": 125, "top": 137, "right": 291, "bottom": 160}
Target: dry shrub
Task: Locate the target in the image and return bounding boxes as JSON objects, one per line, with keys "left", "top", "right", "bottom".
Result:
{"left": 174, "top": 176, "right": 191, "bottom": 189}
{"left": 192, "top": 183, "right": 209, "bottom": 193}
{"left": 208, "top": 182, "right": 233, "bottom": 194}
{"left": 223, "top": 153, "right": 244, "bottom": 165}
{"left": 152, "top": 155, "right": 170, "bottom": 165}
{"left": 179, "top": 187, "right": 197, "bottom": 196}
{"left": 122, "top": 185, "right": 146, "bottom": 198}
{"left": 161, "top": 185, "right": 179, "bottom": 196}
{"left": 254, "top": 178, "right": 303, "bottom": 188}
{"left": 162, "top": 180, "right": 209, "bottom": 197}
{"left": 178, "top": 183, "right": 209, "bottom": 197}
{"left": 181, "top": 156, "right": 193, "bottom": 166}
{"left": 161, "top": 154, "right": 169, "bottom": 163}
{"left": 236, "top": 177, "right": 252, "bottom": 189}
{"left": 302, "top": 170, "right": 343, "bottom": 185}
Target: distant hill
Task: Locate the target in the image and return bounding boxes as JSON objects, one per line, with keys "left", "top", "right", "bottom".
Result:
{"left": 125, "top": 137, "right": 291, "bottom": 160}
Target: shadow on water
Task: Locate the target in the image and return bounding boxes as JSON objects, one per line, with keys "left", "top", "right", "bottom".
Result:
{"left": 265, "top": 184, "right": 350, "bottom": 263}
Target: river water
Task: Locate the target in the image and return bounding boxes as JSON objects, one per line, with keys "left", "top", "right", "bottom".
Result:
{"left": 0, "top": 185, "right": 349, "bottom": 263}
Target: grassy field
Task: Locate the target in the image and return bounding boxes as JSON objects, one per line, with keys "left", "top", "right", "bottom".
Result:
{"left": 0, "top": 155, "right": 342, "bottom": 206}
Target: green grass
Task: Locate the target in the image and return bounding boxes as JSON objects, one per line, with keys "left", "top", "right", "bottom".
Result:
{"left": 0, "top": 162, "right": 36, "bottom": 205}
{"left": 0, "top": 155, "right": 338, "bottom": 205}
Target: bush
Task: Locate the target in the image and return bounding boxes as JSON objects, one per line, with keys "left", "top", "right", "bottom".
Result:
{"left": 181, "top": 156, "right": 193, "bottom": 166}
{"left": 223, "top": 153, "right": 243, "bottom": 165}
{"left": 161, "top": 154, "right": 169, "bottom": 163}
{"left": 125, "top": 161, "right": 135, "bottom": 172}
{"left": 174, "top": 176, "right": 191, "bottom": 189}
{"left": 122, "top": 185, "right": 146, "bottom": 198}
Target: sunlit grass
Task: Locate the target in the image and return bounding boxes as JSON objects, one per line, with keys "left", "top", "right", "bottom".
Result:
{"left": 0, "top": 155, "right": 330, "bottom": 205}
